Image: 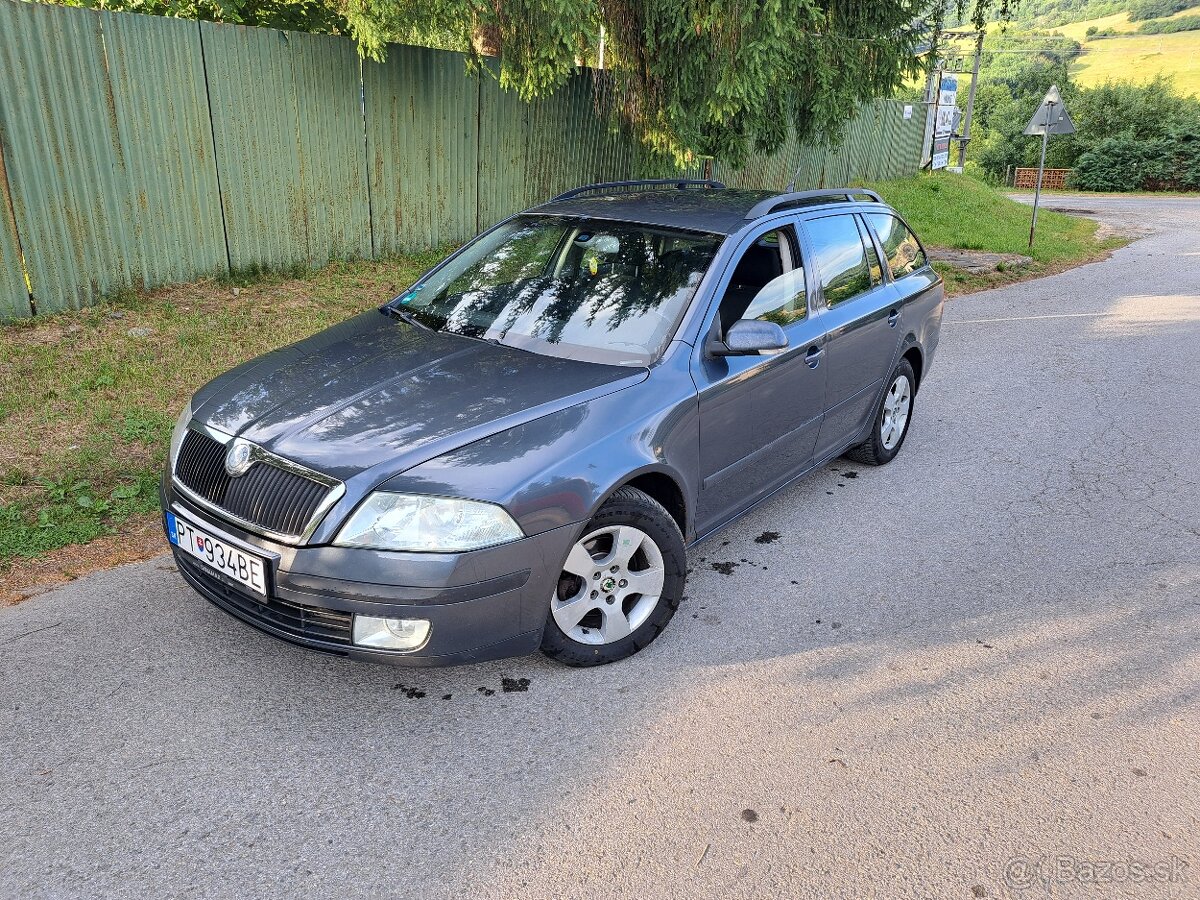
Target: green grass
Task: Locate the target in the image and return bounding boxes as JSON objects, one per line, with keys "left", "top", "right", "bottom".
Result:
{"left": 0, "top": 250, "right": 445, "bottom": 576}
{"left": 1050, "top": 10, "right": 1200, "bottom": 95}
{"left": 860, "top": 172, "right": 1122, "bottom": 293}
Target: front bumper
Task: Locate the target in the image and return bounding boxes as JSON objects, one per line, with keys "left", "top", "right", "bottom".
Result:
{"left": 162, "top": 481, "right": 579, "bottom": 667}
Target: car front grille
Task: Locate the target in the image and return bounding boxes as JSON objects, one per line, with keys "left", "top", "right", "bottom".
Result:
{"left": 174, "top": 429, "right": 335, "bottom": 539}
{"left": 176, "top": 553, "right": 353, "bottom": 647}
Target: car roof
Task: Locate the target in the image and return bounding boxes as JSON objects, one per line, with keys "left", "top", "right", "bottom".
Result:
{"left": 524, "top": 186, "right": 887, "bottom": 236}
{"left": 525, "top": 189, "right": 774, "bottom": 235}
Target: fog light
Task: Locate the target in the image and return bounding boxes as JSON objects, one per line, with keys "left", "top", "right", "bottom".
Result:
{"left": 352, "top": 615, "right": 431, "bottom": 651}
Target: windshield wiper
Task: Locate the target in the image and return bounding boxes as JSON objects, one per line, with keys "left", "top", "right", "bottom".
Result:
{"left": 380, "top": 304, "right": 431, "bottom": 329}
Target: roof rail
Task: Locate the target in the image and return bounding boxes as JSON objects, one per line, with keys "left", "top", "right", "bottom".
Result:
{"left": 744, "top": 188, "right": 884, "bottom": 220}
{"left": 549, "top": 179, "right": 727, "bottom": 203}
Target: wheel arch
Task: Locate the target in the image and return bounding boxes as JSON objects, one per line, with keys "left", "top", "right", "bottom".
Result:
{"left": 587, "top": 465, "right": 691, "bottom": 542}
{"left": 900, "top": 341, "right": 924, "bottom": 392}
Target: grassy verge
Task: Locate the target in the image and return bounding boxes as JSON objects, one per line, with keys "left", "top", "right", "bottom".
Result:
{"left": 0, "top": 251, "right": 444, "bottom": 602}
{"left": 862, "top": 172, "right": 1128, "bottom": 295}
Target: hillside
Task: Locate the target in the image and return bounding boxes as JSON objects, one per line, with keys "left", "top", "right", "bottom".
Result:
{"left": 995, "top": 5, "right": 1200, "bottom": 95}
{"left": 1067, "top": 27, "right": 1200, "bottom": 94}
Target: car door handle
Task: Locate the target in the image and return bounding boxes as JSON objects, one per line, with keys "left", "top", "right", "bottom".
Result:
{"left": 887, "top": 310, "right": 900, "bottom": 327}
{"left": 804, "top": 345, "right": 824, "bottom": 368}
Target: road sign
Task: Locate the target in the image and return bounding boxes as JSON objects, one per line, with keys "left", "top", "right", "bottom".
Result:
{"left": 1025, "top": 85, "right": 1074, "bottom": 248}
{"left": 1023, "top": 84, "right": 1076, "bottom": 136}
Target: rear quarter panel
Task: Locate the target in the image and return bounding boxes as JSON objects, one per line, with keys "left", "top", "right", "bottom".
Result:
{"left": 898, "top": 267, "right": 944, "bottom": 380}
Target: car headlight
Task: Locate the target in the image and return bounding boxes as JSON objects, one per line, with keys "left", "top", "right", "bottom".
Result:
{"left": 333, "top": 493, "right": 524, "bottom": 552}
{"left": 169, "top": 398, "right": 193, "bottom": 469}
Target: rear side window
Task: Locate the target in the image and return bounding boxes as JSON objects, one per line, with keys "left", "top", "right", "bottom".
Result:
{"left": 868, "top": 213, "right": 927, "bottom": 280}
{"left": 806, "top": 214, "right": 873, "bottom": 307}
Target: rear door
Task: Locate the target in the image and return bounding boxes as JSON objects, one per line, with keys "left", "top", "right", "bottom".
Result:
{"left": 799, "top": 212, "right": 903, "bottom": 459}
{"left": 691, "top": 221, "right": 827, "bottom": 534}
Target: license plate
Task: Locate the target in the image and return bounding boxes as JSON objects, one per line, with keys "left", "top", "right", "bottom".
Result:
{"left": 167, "top": 511, "right": 268, "bottom": 596}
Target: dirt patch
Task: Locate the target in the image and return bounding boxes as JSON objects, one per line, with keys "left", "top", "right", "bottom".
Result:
{"left": 928, "top": 247, "right": 1033, "bottom": 274}
{"left": 1, "top": 512, "right": 166, "bottom": 606}
{"left": 940, "top": 239, "right": 1128, "bottom": 298}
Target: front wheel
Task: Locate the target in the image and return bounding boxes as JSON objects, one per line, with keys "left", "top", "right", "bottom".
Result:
{"left": 845, "top": 358, "right": 916, "bottom": 466}
{"left": 541, "top": 487, "right": 686, "bottom": 667}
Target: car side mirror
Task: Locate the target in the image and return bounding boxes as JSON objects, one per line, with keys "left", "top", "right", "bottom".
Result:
{"left": 709, "top": 319, "right": 789, "bottom": 356}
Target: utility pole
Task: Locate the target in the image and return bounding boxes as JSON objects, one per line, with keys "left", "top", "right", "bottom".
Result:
{"left": 956, "top": 29, "right": 985, "bottom": 168}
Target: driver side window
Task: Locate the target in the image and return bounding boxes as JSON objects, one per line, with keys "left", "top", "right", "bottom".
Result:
{"left": 717, "top": 227, "right": 806, "bottom": 334}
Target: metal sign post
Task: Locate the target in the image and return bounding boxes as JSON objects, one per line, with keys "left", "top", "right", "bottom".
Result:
{"left": 1029, "top": 103, "right": 1053, "bottom": 248}
{"left": 1023, "top": 84, "right": 1076, "bottom": 249}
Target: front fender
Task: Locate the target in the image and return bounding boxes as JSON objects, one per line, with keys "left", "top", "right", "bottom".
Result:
{"left": 376, "top": 367, "right": 699, "bottom": 541}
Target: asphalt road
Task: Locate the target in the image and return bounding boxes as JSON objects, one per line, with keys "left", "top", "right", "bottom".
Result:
{"left": 3, "top": 196, "right": 1199, "bottom": 900}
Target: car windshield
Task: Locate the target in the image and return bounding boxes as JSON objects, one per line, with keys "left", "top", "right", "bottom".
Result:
{"left": 389, "top": 216, "right": 722, "bottom": 366}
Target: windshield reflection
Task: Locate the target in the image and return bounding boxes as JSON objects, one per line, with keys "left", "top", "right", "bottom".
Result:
{"left": 393, "top": 216, "right": 722, "bottom": 366}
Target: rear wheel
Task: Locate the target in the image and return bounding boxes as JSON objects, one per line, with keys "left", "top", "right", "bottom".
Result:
{"left": 845, "top": 358, "right": 916, "bottom": 466}
{"left": 541, "top": 487, "right": 685, "bottom": 667}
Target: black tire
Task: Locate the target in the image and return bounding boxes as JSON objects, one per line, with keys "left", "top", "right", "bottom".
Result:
{"left": 540, "top": 486, "right": 686, "bottom": 667}
{"left": 844, "top": 358, "right": 917, "bottom": 467}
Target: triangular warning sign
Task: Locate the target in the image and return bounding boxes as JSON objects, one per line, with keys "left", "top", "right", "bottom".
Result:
{"left": 1023, "top": 84, "right": 1076, "bottom": 136}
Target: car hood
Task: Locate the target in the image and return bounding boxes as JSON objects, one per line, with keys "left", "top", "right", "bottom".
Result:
{"left": 191, "top": 310, "right": 646, "bottom": 483}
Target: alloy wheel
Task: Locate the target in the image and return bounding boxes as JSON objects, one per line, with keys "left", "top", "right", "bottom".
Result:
{"left": 552, "top": 525, "right": 666, "bottom": 645}
{"left": 880, "top": 373, "right": 912, "bottom": 450}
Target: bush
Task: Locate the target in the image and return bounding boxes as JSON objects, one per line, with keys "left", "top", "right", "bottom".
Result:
{"left": 1070, "top": 131, "right": 1200, "bottom": 190}
{"left": 1137, "top": 14, "right": 1200, "bottom": 32}
{"left": 1127, "top": 0, "right": 1200, "bottom": 20}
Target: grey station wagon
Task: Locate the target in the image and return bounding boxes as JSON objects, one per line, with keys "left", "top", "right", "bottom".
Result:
{"left": 162, "top": 180, "right": 943, "bottom": 667}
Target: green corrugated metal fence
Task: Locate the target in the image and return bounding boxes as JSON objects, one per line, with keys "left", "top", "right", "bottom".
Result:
{"left": 0, "top": 1, "right": 226, "bottom": 313}
{"left": 201, "top": 23, "right": 371, "bottom": 269}
{"left": 364, "top": 45, "right": 480, "bottom": 254}
{"left": 0, "top": 139, "right": 29, "bottom": 319}
{"left": 714, "top": 100, "right": 923, "bottom": 189}
{"left": 0, "top": 0, "right": 927, "bottom": 320}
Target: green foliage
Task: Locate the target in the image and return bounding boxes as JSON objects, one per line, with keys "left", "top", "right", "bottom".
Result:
{"left": 1127, "top": 0, "right": 1200, "bottom": 21}
{"left": 119, "top": 409, "right": 172, "bottom": 444}
{"left": 1071, "top": 129, "right": 1200, "bottom": 190}
{"left": 1136, "top": 14, "right": 1200, "bottom": 33}
{"left": 60, "top": 0, "right": 349, "bottom": 33}
{"left": 1071, "top": 137, "right": 1166, "bottom": 190}
{"left": 969, "top": 31, "right": 1080, "bottom": 174}
{"left": 970, "top": 35, "right": 1200, "bottom": 193}
{"left": 338, "top": 0, "right": 985, "bottom": 167}
{"left": 39, "top": 0, "right": 1014, "bottom": 168}
{"left": 998, "top": 0, "right": 1121, "bottom": 27}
